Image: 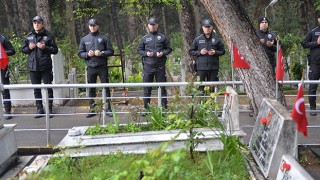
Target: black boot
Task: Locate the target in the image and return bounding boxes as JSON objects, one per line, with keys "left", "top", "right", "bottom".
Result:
{"left": 4, "top": 108, "right": 12, "bottom": 120}
{"left": 86, "top": 103, "right": 96, "bottom": 118}
{"left": 106, "top": 100, "right": 113, "bottom": 117}
{"left": 35, "top": 105, "right": 45, "bottom": 118}
{"left": 310, "top": 106, "right": 317, "bottom": 116}
{"left": 49, "top": 104, "right": 53, "bottom": 118}
{"left": 141, "top": 99, "right": 150, "bottom": 116}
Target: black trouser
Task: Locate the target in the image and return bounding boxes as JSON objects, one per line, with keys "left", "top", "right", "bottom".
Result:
{"left": 197, "top": 70, "right": 219, "bottom": 92}
{"left": 308, "top": 64, "right": 320, "bottom": 108}
{"left": 30, "top": 70, "right": 53, "bottom": 108}
{"left": 1, "top": 67, "right": 11, "bottom": 111}
{"left": 143, "top": 65, "right": 167, "bottom": 109}
{"left": 87, "top": 66, "right": 111, "bottom": 110}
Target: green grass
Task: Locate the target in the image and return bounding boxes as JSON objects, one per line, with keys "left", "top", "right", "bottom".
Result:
{"left": 31, "top": 149, "right": 249, "bottom": 179}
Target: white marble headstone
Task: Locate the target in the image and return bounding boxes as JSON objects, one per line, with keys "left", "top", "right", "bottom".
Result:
{"left": 249, "top": 98, "right": 297, "bottom": 179}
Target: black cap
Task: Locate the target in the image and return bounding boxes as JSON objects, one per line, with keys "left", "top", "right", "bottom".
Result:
{"left": 258, "top": 16, "right": 269, "bottom": 24}
{"left": 32, "top": 16, "right": 43, "bottom": 22}
{"left": 201, "top": 19, "right": 213, "bottom": 26}
{"left": 88, "top": 18, "right": 99, "bottom": 25}
{"left": 317, "top": 14, "right": 320, "bottom": 18}
{"left": 148, "top": 18, "right": 158, "bottom": 25}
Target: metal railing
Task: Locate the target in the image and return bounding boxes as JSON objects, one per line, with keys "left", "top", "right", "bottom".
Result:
{"left": 1, "top": 80, "right": 320, "bottom": 146}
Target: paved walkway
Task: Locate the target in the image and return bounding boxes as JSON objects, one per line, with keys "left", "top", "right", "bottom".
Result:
{"left": 3, "top": 105, "right": 319, "bottom": 147}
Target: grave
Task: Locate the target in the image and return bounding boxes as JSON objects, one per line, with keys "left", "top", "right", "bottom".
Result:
{"left": 58, "top": 127, "right": 246, "bottom": 157}
{"left": 0, "top": 96, "right": 18, "bottom": 176}
{"left": 249, "top": 98, "right": 296, "bottom": 179}
{"left": 276, "top": 155, "right": 314, "bottom": 180}
{"left": 221, "top": 86, "right": 240, "bottom": 134}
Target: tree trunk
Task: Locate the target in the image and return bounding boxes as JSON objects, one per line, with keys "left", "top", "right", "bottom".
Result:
{"left": 178, "top": 0, "right": 197, "bottom": 94}
{"left": 35, "top": 0, "right": 51, "bottom": 31}
{"left": 161, "top": 6, "right": 168, "bottom": 35}
{"left": 200, "top": 0, "right": 285, "bottom": 116}
{"left": 11, "top": 0, "right": 20, "bottom": 34}
{"left": 65, "top": 0, "right": 77, "bottom": 69}
{"left": 16, "top": 0, "right": 30, "bottom": 34}
{"left": 192, "top": 1, "right": 201, "bottom": 36}
{"left": 127, "top": 13, "right": 138, "bottom": 42}
{"left": 110, "top": 0, "right": 123, "bottom": 52}
{"left": 2, "top": 0, "right": 14, "bottom": 32}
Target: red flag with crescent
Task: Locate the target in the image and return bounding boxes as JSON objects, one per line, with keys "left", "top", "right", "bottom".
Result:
{"left": 276, "top": 46, "right": 285, "bottom": 82}
{"left": 0, "top": 43, "right": 9, "bottom": 70}
{"left": 291, "top": 83, "right": 308, "bottom": 136}
{"left": 232, "top": 44, "right": 250, "bottom": 69}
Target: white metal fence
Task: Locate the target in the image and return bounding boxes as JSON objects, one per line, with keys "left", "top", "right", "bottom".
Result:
{"left": 1, "top": 80, "right": 320, "bottom": 146}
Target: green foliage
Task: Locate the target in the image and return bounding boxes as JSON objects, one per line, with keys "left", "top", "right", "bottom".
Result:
{"left": 34, "top": 148, "right": 248, "bottom": 179}
{"left": 123, "top": 37, "right": 143, "bottom": 74}
{"left": 281, "top": 34, "right": 308, "bottom": 80}
{"left": 123, "top": 121, "right": 142, "bottom": 133}
{"left": 108, "top": 56, "right": 123, "bottom": 83}
{"left": 127, "top": 73, "right": 143, "bottom": 83}
{"left": 145, "top": 105, "right": 167, "bottom": 130}
{"left": 218, "top": 50, "right": 232, "bottom": 81}
{"left": 7, "top": 34, "right": 28, "bottom": 82}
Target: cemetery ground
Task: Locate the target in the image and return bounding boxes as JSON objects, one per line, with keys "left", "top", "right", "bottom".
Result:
{"left": 1, "top": 88, "right": 320, "bottom": 179}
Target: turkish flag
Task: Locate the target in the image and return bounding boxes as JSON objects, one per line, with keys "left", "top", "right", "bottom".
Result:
{"left": 291, "top": 83, "right": 308, "bottom": 136}
{"left": 232, "top": 44, "right": 250, "bottom": 69}
{"left": 276, "top": 46, "right": 285, "bottom": 81}
{"left": 0, "top": 43, "right": 9, "bottom": 70}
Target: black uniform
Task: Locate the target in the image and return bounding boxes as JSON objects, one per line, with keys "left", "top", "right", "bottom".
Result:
{"left": 78, "top": 31, "right": 114, "bottom": 110}
{"left": 0, "top": 34, "right": 16, "bottom": 114}
{"left": 137, "top": 31, "right": 172, "bottom": 109}
{"left": 189, "top": 32, "right": 225, "bottom": 92}
{"left": 21, "top": 28, "right": 58, "bottom": 111}
{"left": 256, "top": 29, "right": 277, "bottom": 72}
{"left": 302, "top": 25, "right": 320, "bottom": 110}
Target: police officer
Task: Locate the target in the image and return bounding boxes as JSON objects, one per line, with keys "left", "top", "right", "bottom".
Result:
{"left": 78, "top": 18, "right": 114, "bottom": 118}
{"left": 256, "top": 16, "right": 277, "bottom": 73}
{"left": 302, "top": 14, "right": 320, "bottom": 116}
{"left": 22, "top": 16, "right": 58, "bottom": 118}
{"left": 0, "top": 34, "right": 15, "bottom": 119}
{"left": 137, "top": 17, "right": 172, "bottom": 113}
{"left": 189, "top": 19, "right": 226, "bottom": 93}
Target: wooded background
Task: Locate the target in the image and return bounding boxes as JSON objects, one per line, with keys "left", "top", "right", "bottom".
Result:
{"left": 1, "top": 0, "right": 320, "bottom": 114}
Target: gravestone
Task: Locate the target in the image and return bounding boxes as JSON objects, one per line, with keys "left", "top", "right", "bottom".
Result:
{"left": 0, "top": 95, "right": 18, "bottom": 176}
{"left": 276, "top": 155, "right": 314, "bottom": 180}
{"left": 249, "top": 98, "right": 296, "bottom": 179}
{"left": 0, "top": 94, "right": 3, "bottom": 129}
{"left": 221, "top": 86, "right": 240, "bottom": 134}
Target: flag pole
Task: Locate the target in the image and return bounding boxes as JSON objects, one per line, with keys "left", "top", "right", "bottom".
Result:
{"left": 293, "top": 75, "right": 304, "bottom": 159}
{"left": 230, "top": 39, "right": 235, "bottom": 89}
{"left": 275, "top": 41, "right": 279, "bottom": 101}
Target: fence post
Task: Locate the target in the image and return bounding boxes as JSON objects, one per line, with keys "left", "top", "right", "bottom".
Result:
{"left": 45, "top": 89, "right": 51, "bottom": 147}
{"left": 102, "top": 87, "right": 106, "bottom": 125}
{"left": 158, "top": 87, "right": 162, "bottom": 107}
{"left": 68, "top": 68, "right": 78, "bottom": 98}
{"left": 214, "top": 86, "right": 218, "bottom": 114}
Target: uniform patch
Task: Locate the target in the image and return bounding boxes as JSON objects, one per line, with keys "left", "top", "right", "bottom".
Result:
{"left": 146, "top": 37, "right": 152, "bottom": 42}
{"left": 267, "top": 34, "right": 273, "bottom": 39}
{"left": 85, "top": 42, "right": 91, "bottom": 45}
{"left": 211, "top": 38, "right": 216, "bottom": 44}
{"left": 315, "top": 32, "right": 320, "bottom": 36}
{"left": 98, "top": 38, "right": 102, "bottom": 43}
{"left": 43, "top": 36, "right": 48, "bottom": 41}
{"left": 199, "top": 40, "right": 205, "bottom": 44}
{"left": 27, "top": 37, "right": 34, "bottom": 41}
{"left": 157, "top": 36, "right": 161, "bottom": 40}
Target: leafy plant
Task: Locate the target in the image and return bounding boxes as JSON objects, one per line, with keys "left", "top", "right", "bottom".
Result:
{"left": 145, "top": 105, "right": 167, "bottom": 131}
